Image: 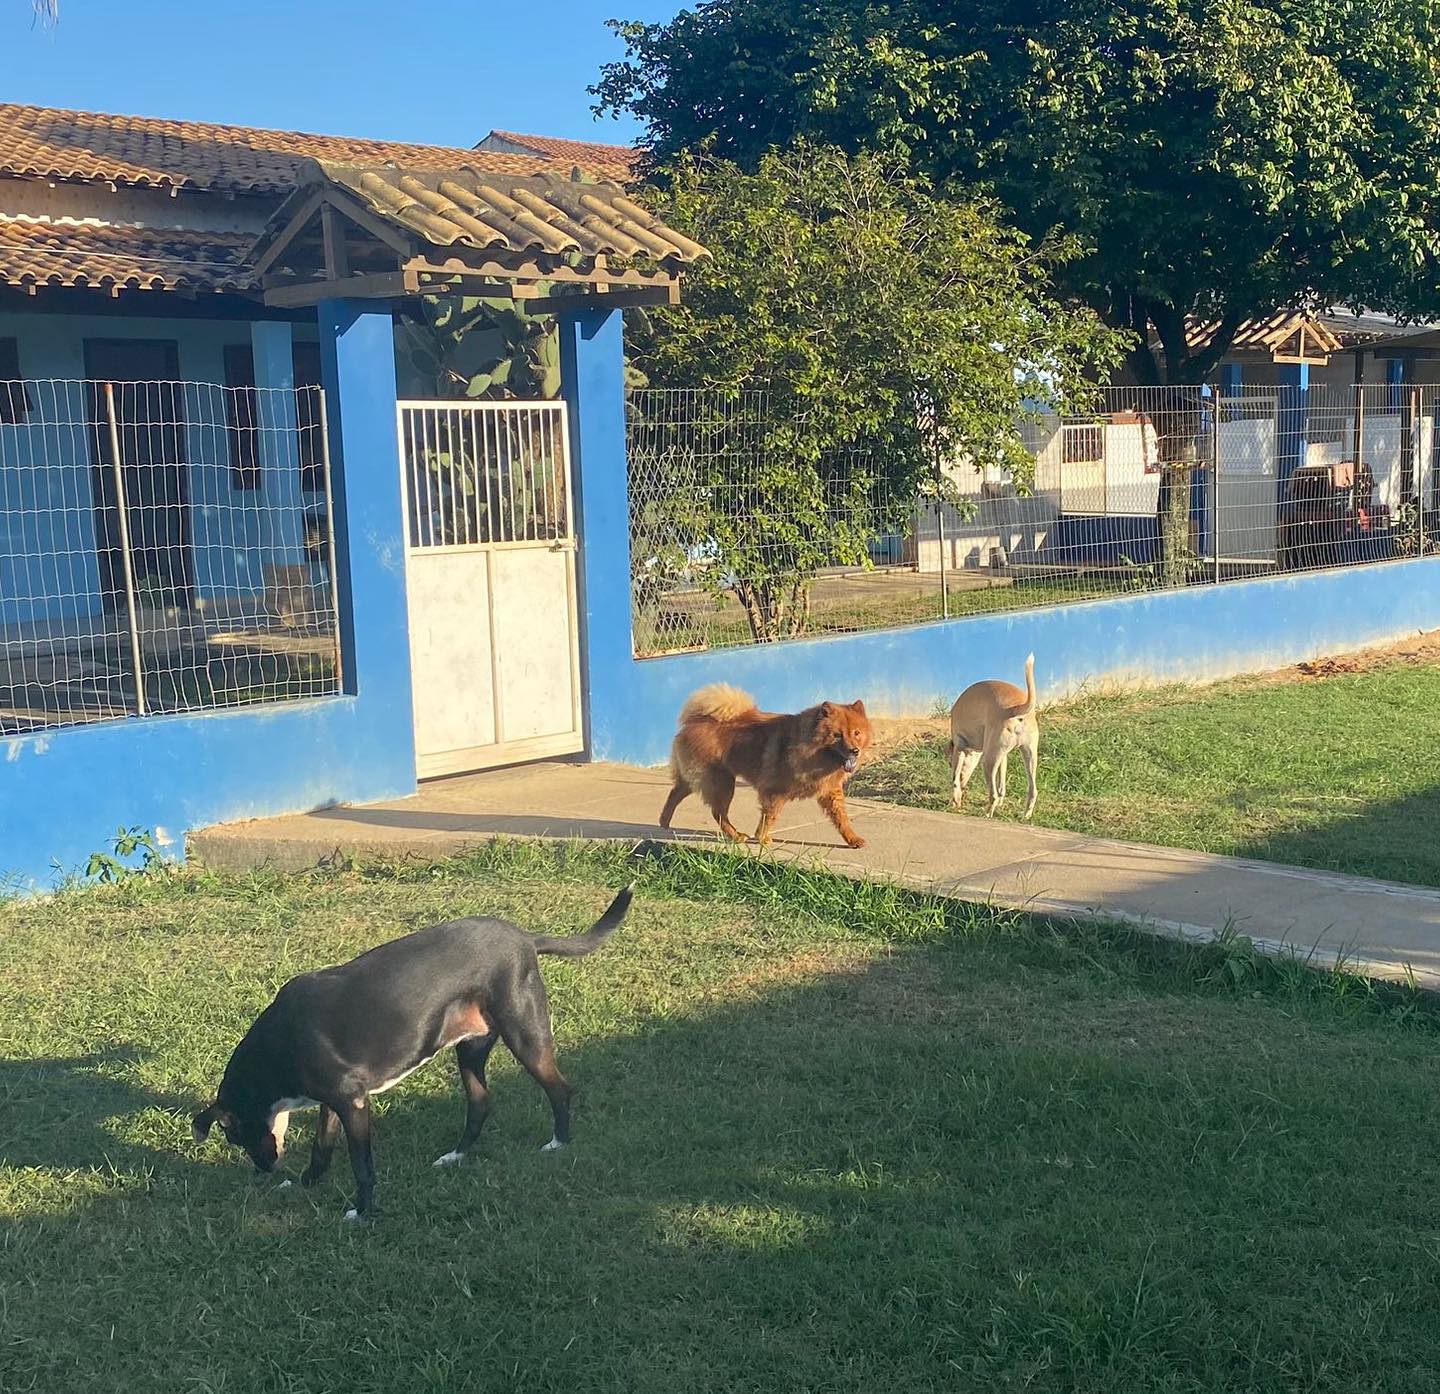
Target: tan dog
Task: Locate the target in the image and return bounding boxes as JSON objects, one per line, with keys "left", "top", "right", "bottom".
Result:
{"left": 947, "top": 654, "right": 1039, "bottom": 818}
{"left": 659, "top": 686, "right": 872, "bottom": 848}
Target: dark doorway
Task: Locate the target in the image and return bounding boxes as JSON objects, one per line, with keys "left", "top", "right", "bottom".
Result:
{"left": 85, "top": 339, "right": 194, "bottom": 611}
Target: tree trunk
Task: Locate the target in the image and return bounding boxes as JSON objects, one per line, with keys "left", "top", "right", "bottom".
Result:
{"left": 1151, "top": 388, "right": 1204, "bottom": 587}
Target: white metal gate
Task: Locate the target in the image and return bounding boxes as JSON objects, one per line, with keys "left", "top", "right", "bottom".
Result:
{"left": 1216, "top": 395, "right": 1278, "bottom": 563}
{"left": 398, "top": 400, "right": 582, "bottom": 779}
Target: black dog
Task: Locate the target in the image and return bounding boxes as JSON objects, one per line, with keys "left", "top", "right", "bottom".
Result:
{"left": 192, "top": 885, "right": 633, "bottom": 1220}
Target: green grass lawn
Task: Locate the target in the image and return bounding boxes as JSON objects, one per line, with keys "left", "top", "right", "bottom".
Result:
{"left": 635, "top": 574, "right": 1131, "bottom": 654}
{"left": 852, "top": 655, "right": 1440, "bottom": 887}
{"left": 3, "top": 841, "right": 1440, "bottom": 1392}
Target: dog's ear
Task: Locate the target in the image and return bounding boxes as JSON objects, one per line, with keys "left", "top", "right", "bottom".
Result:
{"left": 819, "top": 701, "right": 836, "bottom": 715}
{"left": 191, "top": 1103, "right": 220, "bottom": 1143}
{"left": 850, "top": 699, "right": 866, "bottom": 714}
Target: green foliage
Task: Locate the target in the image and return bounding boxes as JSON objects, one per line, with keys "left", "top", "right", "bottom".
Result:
{"left": 599, "top": 0, "right": 1440, "bottom": 382}
{"left": 628, "top": 143, "right": 1126, "bottom": 639}
{"left": 83, "top": 827, "right": 167, "bottom": 885}
{"left": 397, "top": 294, "right": 561, "bottom": 400}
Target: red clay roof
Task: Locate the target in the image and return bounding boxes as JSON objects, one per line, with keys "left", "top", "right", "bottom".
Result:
{"left": 0, "top": 219, "right": 257, "bottom": 292}
{"left": 481, "top": 129, "right": 639, "bottom": 182}
{"left": 0, "top": 102, "right": 556, "bottom": 195}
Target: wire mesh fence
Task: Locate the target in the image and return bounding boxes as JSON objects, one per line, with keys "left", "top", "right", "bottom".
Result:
{"left": 627, "top": 388, "right": 926, "bottom": 654}
{"left": 1, "top": 378, "right": 341, "bottom": 736}
{"left": 627, "top": 383, "right": 1440, "bottom": 656}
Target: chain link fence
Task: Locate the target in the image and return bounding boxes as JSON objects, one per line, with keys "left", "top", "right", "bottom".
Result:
{"left": 1, "top": 378, "right": 341, "bottom": 735}
{"left": 627, "top": 383, "right": 1440, "bottom": 656}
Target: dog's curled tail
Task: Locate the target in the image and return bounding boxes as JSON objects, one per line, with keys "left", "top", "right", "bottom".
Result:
{"left": 1011, "top": 653, "right": 1037, "bottom": 717}
{"left": 532, "top": 884, "right": 634, "bottom": 958}
{"left": 678, "top": 683, "right": 756, "bottom": 726}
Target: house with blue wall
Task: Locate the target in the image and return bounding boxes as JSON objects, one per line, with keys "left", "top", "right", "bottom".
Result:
{"left": 0, "top": 101, "right": 697, "bottom": 888}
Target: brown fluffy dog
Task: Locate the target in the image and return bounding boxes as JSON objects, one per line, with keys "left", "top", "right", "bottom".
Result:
{"left": 659, "top": 685, "right": 872, "bottom": 848}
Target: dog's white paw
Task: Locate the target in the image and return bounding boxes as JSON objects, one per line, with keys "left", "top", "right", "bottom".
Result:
{"left": 540, "top": 1137, "right": 566, "bottom": 1152}
{"left": 433, "top": 1150, "right": 465, "bottom": 1168}
{"left": 342, "top": 1207, "right": 361, "bottom": 1223}
{"left": 277, "top": 1179, "right": 293, "bottom": 1190}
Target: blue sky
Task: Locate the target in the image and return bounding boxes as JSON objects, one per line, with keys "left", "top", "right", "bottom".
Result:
{"left": 0, "top": 0, "right": 680, "bottom": 146}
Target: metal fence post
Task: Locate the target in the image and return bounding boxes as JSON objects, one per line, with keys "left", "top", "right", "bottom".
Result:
{"left": 316, "top": 385, "right": 346, "bottom": 685}
{"left": 934, "top": 425, "right": 950, "bottom": 619}
{"left": 1413, "top": 384, "right": 1425, "bottom": 556}
{"left": 1211, "top": 386, "right": 1222, "bottom": 585}
{"left": 104, "top": 381, "right": 147, "bottom": 717}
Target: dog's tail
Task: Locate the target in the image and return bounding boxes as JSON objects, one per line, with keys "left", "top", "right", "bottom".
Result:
{"left": 1010, "top": 654, "right": 1037, "bottom": 718}
{"left": 531, "top": 884, "right": 634, "bottom": 958}
{"left": 678, "top": 683, "right": 756, "bottom": 726}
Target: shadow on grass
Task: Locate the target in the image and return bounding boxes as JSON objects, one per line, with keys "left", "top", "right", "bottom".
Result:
{"left": 0, "top": 1046, "right": 193, "bottom": 1170}
{"left": 3, "top": 915, "right": 1440, "bottom": 1393}
{"left": 1232, "top": 781, "right": 1440, "bottom": 888}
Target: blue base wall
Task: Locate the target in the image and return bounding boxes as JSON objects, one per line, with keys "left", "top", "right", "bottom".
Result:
{"left": 0, "top": 696, "right": 413, "bottom": 891}
{"left": 588, "top": 557, "right": 1440, "bottom": 767}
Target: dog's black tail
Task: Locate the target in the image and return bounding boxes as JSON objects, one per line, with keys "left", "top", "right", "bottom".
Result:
{"left": 532, "top": 884, "right": 634, "bottom": 958}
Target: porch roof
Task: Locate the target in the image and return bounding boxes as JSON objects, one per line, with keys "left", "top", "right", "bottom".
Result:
{"left": 1186, "top": 311, "right": 1345, "bottom": 362}
{"left": 250, "top": 160, "right": 706, "bottom": 308}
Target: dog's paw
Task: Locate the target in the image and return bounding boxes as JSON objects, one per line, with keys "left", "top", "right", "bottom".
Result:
{"left": 540, "top": 1137, "right": 566, "bottom": 1153}
{"left": 342, "top": 1207, "right": 361, "bottom": 1223}
{"left": 433, "top": 1150, "right": 465, "bottom": 1168}
{"left": 843, "top": 835, "right": 867, "bottom": 849}
{"left": 276, "top": 1179, "right": 293, "bottom": 1190}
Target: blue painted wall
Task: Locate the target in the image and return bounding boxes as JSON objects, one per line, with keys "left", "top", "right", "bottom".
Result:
{"left": 0, "top": 309, "right": 321, "bottom": 625}
{"left": 586, "top": 557, "right": 1440, "bottom": 767}
{"left": 1, "top": 299, "right": 414, "bottom": 892}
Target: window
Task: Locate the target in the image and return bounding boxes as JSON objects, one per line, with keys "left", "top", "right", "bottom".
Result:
{"left": 292, "top": 340, "right": 325, "bottom": 493}
{"left": 0, "top": 337, "right": 32, "bottom": 425}
{"left": 223, "top": 338, "right": 325, "bottom": 492}
{"left": 1061, "top": 422, "right": 1104, "bottom": 465}
{"left": 222, "top": 344, "right": 260, "bottom": 490}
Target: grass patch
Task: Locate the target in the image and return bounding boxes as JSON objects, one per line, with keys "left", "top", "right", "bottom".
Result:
{"left": 635, "top": 573, "right": 1131, "bottom": 654}
{"left": 853, "top": 657, "right": 1440, "bottom": 887}
{"left": 3, "top": 839, "right": 1440, "bottom": 1392}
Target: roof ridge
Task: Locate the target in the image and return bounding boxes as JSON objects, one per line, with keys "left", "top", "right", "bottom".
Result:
{"left": 0, "top": 100, "right": 499, "bottom": 163}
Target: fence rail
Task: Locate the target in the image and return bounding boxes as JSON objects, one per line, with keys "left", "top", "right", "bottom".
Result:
{"left": 627, "top": 383, "right": 1440, "bottom": 656}
{"left": 0, "top": 377, "right": 340, "bottom": 736}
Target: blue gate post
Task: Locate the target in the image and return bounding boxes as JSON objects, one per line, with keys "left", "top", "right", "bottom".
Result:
{"left": 316, "top": 298, "right": 416, "bottom": 787}
{"left": 558, "top": 307, "right": 632, "bottom": 761}
{"left": 1276, "top": 362, "right": 1310, "bottom": 490}
{"left": 251, "top": 321, "right": 305, "bottom": 564}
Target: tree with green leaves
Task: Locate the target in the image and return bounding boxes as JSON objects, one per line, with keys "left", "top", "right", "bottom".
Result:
{"left": 598, "top": 0, "right": 1440, "bottom": 386}
{"left": 627, "top": 143, "right": 1126, "bottom": 640}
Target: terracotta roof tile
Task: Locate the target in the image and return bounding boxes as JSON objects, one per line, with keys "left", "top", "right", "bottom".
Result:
{"left": 0, "top": 219, "right": 257, "bottom": 292}
{"left": 479, "top": 129, "right": 639, "bottom": 182}
{"left": 294, "top": 161, "right": 707, "bottom": 266}
{"left": 0, "top": 102, "right": 552, "bottom": 195}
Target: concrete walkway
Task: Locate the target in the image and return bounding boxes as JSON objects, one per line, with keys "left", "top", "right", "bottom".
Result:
{"left": 191, "top": 761, "right": 1440, "bottom": 988}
